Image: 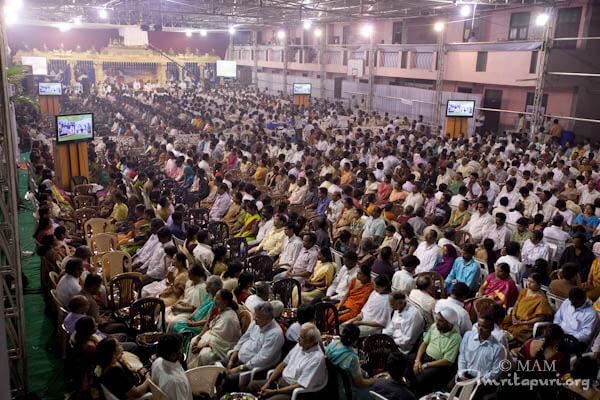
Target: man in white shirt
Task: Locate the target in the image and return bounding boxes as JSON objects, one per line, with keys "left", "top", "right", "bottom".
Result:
{"left": 248, "top": 206, "right": 275, "bottom": 247}
{"left": 326, "top": 191, "right": 344, "bottom": 224}
{"left": 345, "top": 275, "right": 393, "bottom": 337}
{"left": 449, "top": 186, "right": 468, "bottom": 208}
{"left": 324, "top": 252, "right": 358, "bottom": 302}
{"left": 485, "top": 213, "right": 511, "bottom": 251}
{"left": 495, "top": 241, "right": 525, "bottom": 283}
{"left": 434, "top": 283, "right": 472, "bottom": 336}
{"left": 152, "top": 334, "right": 193, "bottom": 400}
{"left": 580, "top": 180, "right": 600, "bottom": 206}
{"left": 244, "top": 282, "right": 270, "bottom": 313}
{"left": 56, "top": 259, "right": 83, "bottom": 306}
{"left": 382, "top": 292, "right": 425, "bottom": 353}
{"left": 414, "top": 230, "right": 442, "bottom": 274}
{"left": 273, "top": 224, "right": 304, "bottom": 272}
{"left": 543, "top": 215, "right": 571, "bottom": 260}
{"left": 192, "top": 230, "right": 215, "bottom": 269}
{"left": 521, "top": 230, "right": 550, "bottom": 267}
{"left": 463, "top": 200, "right": 495, "bottom": 244}
{"left": 409, "top": 276, "right": 437, "bottom": 318}
{"left": 391, "top": 256, "right": 419, "bottom": 295}
{"left": 248, "top": 323, "right": 327, "bottom": 397}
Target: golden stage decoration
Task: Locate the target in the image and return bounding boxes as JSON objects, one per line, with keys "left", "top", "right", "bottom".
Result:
{"left": 13, "top": 40, "right": 221, "bottom": 86}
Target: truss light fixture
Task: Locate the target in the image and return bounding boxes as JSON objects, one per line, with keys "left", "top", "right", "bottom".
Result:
{"left": 57, "top": 23, "right": 71, "bottom": 32}
{"left": 99, "top": 8, "right": 108, "bottom": 19}
{"left": 361, "top": 24, "right": 374, "bottom": 38}
{"left": 200, "top": 29, "right": 207, "bottom": 37}
{"left": 460, "top": 5, "right": 471, "bottom": 17}
{"left": 186, "top": 30, "right": 192, "bottom": 37}
{"left": 433, "top": 21, "right": 445, "bottom": 32}
{"left": 535, "top": 13, "right": 550, "bottom": 26}
{"left": 4, "top": 7, "right": 17, "bottom": 25}
{"left": 73, "top": 16, "right": 82, "bottom": 25}
{"left": 277, "top": 30, "right": 286, "bottom": 40}
{"left": 314, "top": 28, "right": 322, "bottom": 38}
{"left": 303, "top": 20, "right": 312, "bottom": 30}
{"left": 7, "top": 0, "right": 22, "bottom": 10}
{"left": 229, "top": 26, "right": 236, "bottom": 35}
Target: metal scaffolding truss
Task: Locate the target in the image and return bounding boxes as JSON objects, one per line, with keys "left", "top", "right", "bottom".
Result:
{"left": 0, "top": 23, "right": 27, "bottom": 396}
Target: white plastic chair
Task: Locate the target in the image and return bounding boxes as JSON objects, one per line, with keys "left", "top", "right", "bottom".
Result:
{"left": 369, "top": 391, "right": 390, "bottom": 400}
{"left": 547, "top": 293, "right": 565, "bottom": 312}
{"left": 533, "top": 321, "right": 553, "bottom": 338}
{"left": 100, "top": 384, "right": 152, "bottom": 400}
{"left": 148, "top": 379, "right": 172, "bottom": 400}
{"left": 448, "top": 376, "right": 480, "bottom": 400}
{"left": 267, "top": 369, "right": 328, "bottom": 400}
{"left": 331, "top": 248, "right": 344, "bottom": 272}
{"left": 185, "top": 365, "right": 225, "bottom": 398}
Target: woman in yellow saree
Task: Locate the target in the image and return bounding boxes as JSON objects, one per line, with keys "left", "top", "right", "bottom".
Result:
{"left": 583, "top": 256, "right": 600, "bottom": 300}
{"left": 117, "top": 205, "right": 149, "bottom": 247}
{"left": 234, "top": 201, "right": 260, "bottom": 242}
{"left": 294, "top": 247, "right": 336, "bottom": 305}
{"left": 252, "top": 160, "right": 269, "bottom": 185}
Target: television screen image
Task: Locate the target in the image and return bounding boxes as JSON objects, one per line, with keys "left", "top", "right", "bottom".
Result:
{"left": 216, "top": 60, "right": 237, "bottom": 78}
{"left": 293, "top": 83, "right": 311, "bottom": 95}
{"left": 56, "top": 113, "right": 94, "bottom": 143}
{"left": 446, "top": 100, "right": 475, "bottom": 117}
{"left": 39, "top": 82, "right": 62, "bottom": 96}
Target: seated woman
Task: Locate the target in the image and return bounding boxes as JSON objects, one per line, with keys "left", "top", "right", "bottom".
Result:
{"left": 165, "top": 264, "right": 207, "bottom": 331}
{"left": 252, "top": 160, "right": 269, "bottom": 185}
{"left": 572, "top": 204, "right": 599, "bottom": 240}
{"left": 173, "top": 275, "right": 223, "bottom": 348}
{"left": 326, "top": 324, "right": 376, "bottom": 400}
{"left": 118, "top": 205, "right": 151, "bottom": 247}
{"left": 334, "top": 230, "right": 358, "bottom": 255}
{"left": 70, "top": 317, "right": 100, "bottom": 396}
{"left": 223, "top": 192, "right": 244, "bottom": 229}
{"left": 376, "top": 175, "right": 393, "bottom": 205}
{"left": 519, "top": 324, "right": 568, "bottom": 377}
{"left": 296, "top": 247, "right": 336, "bottom": 305}
{"left": 158, "top": 252, "right": 190, "bottom": 307}
{"left": 233, "top": 271, "right": 254, "bottom": 304}
{"left": 221, "top": 262, "right": 243, "bottom": 291}
{"left": 335, "top": 264, "right": 374, "bottom": 325}
{"left": 140, "top": 246, "right": 179, "bottom": 299}
{"left": 180, "top": 226, "right": 199, "bottom": 265}
{"left": 397, "top": 223, "right": 419, "bottom": 260}
{"left": 503, "top": 273, "right": 553, "bottom": 345}
{"left": 234, "top": 201, "right": 261, "bottom": 242}
{"left": 443, "top": 200, "right": 470, "bottom": 230}
{"left": 211, "top": 245, "right": 228, "bottom": 276}
{"left": 477, "top": 263, "right": 519, "bottom": 309}
{"left": 96, "top": 337, "right": 150, "bottom": 399}
{"left": 435, "top": 244, "right": 458, "bottom": 279}
{"left": 187, "top": 289, "right": 242, "bottom": 368}
{"left": 475, "top": 238, "right": 497, "bottom": 267}
{"left": 334, "top": 198, "right": 359, "bottom": 236}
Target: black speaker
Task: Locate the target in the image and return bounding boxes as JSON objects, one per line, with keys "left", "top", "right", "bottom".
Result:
{"left": 154, "top": 24, "right": 162, "bottom": 31}
{"left": 141, "top": 24, "right": 149, "bottom": 31}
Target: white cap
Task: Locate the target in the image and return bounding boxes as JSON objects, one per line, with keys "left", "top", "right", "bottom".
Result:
{"left": 437, "top": 307, "right": 458, "bottom": 325}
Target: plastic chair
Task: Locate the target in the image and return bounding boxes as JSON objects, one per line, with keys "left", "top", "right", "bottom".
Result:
{"left": 74, "top": 195, "right": 97, "bottom": 209}
{"left": 245, "top": 255, "right": 275, "bottom": 282}
{"left": 226, "top": 237, "right": 247, "bottom": 261}
{"left": 455, "top": 230, "right": 473, "bottom": 248}
{"left": 548, "top": 293, "right": 565, "bottom": 312}
{"left": 369, "top": 391, "right": 390, "bottom": 400}
{"left": 75, "top": 207, "right": 99, "bottom": 228}
{"left": 447, "top": 376, "right": 480, "bottom": 400}
{"left": 188, "top": 208, "right": 210, "bottom": 228}
{"left": 358, "top": 334, "right": 398, "bottom": 375}
{"left": 314, "top": 301, "right": 340, "bottom": 335}
{"left": 331, "top": 248, "right": 344, "bottom": 271}
{"left": 266, "top": 368, "right": 328, "bottom": 400}
{"left": 148, "top": 379, "right": 171, "bottom": 400}
{"left": 90, "top": 232, "right": 118, "bottom": 263}
{"left": 208, "top": 221, "right": 229, "bottom": 244}
{"left": 84, "top": 218, "right": 110, "bottom": 244}
{"left": 129, "top": 297, "right": 166, "bottom": 334}
{"left": 70, "top": 175, "right": 89, "bottom": 189}
{"left": 185, "top": 365, "right": 225, "bottom": 398}
{"left": 48, "top": 271, "right": 60, "bottom": 289}
{"left": 73, "top": 184, "right": 94, "bottom": 196}
{"left": 108, "top": 273, "right": 141, "bottom": 311}
{"left": 101, "top": 251, "right": 133, "bottom": 285}
{"left": 272, "top": 278, "right": 302, "bottom": 308}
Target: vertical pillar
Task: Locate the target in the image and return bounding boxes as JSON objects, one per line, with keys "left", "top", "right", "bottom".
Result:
{"left": 67, "top": 60, "right": 76, "bottom": 85}
{"left": 532, "top": 7, "right": 555, "bottom": 138}
{"left": 228, "top": 32, "right": 233, "bottom": 60}
{"left": 433, "top": 27, "right": 446, "bottom": 125}
{"left": 157, "top": 63, "right": 167, "bottom": 87}
{"left": 320, "top": 25, "right": 327, "bottom": 100}
{"left": 177, "top": 65, "right": 183, "bottom": 83}
{"left": 367, "top": 30, "right": 375, "bottom": 110}
{"left": 252, "top": 31, "right": 258, "bottom": 91}
{"left": 283, "top": 29, "right": 289, "bottom": 96}
{"left": 93, "top": 61, "right": 103, "bottom": 87}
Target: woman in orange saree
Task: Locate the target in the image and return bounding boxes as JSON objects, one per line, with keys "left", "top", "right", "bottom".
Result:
{"left": 332, "top": 264, "right": 374, "bottom": 325}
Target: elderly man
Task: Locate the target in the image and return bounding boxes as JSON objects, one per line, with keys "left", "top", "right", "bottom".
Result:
{"left": 209, "top": 183, "right": 232, "bottom": 221}
{"left": 221, "top": 302, "right": 285, "bottom": 393}
{"left": 413, "top": 230, "right": 441, "bottom": 274}
{"left": 274, "top": 233, "right": 318, "bottom": 282}
{"left": 462, "top": 199, "right": 495, "bottom": 244}
{"left": 409, "top": 276, "right": 437, "bottom": 318}
{"left": 408, "top": 307, "right": 461, "bottom": 397}
{"left": 361, "top": 206, "right": 386, "bottom": 244}
{"left": 382, "top": 292, "right": 425, "bottom": 354}
{"left": 435, "top": 283, "right": 472, "bottom": 336}
{"left": 554, "top": 288, "right": 599, "bottom": 353}
{"left": 56, "top": 258, "right": 84, "bottom": 306}
{"left": 247, "top": 323, "right": 327, "bottom": 399}
{"left": 457, "top": 314, "right": 503, "bottom": 385}
{"left": 273, "top": 223, "right": 303, "bottom": 273}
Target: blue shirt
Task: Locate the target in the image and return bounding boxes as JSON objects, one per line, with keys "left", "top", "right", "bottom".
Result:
{"left": 458, "top": 330, "right": 503, "bottom": 380}
{"left": 572, "top": 213, "right": 599, "bottom": 239}
{"left": 554, "top": 299, "right": 598, "bottom": 343}
{"left": 315, "top": 197, "right": 331, "bottom": 217}
{"left": 445, "top": 257, "right": 480, "bottom": 291}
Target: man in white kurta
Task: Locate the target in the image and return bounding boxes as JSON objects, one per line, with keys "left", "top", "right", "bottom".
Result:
{"left": 343, "top": 278, "right": 393, "bottom": 337}
{"left": 187, "top": 307, "right": 241, "bottom": 368}
{"left": 382, "top": 292, "right": 424, "bottom": 354}
{"left": 152, "top": 334, "right": 193, "bottom": 400}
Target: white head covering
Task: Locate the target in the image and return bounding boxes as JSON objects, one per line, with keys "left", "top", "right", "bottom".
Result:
{"left": 437, "top": 307, "right": 458, "bottom": 326}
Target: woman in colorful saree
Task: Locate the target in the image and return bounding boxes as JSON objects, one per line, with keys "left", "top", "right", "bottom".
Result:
{"left": 334, "top": 264, "right": 374, "bottom": 325}
{"left": 233, "top": 201, "right": 261, "bottom": 242}
{"left": 477, "top": 262, "right": 519, "bottom": 309}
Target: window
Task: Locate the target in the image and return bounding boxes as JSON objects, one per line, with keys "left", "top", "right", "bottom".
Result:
{"left": 458, "top": 87, "right": 473, "bottom": 93}
{"left": 257, "top": 31, "right": 262, "bottom": 45}
{"left": 476, "top": 51, "right": 488, "bottom": 72}
{"left": 529, "top": 51, "right": 538, "bottom": 74}
{"left": 342, "top": 26, "right": 351, "bottom": 44}
{"left": 555, "top": 7, "right": 582, "bottom": 48}
{"left": 509, "top": 12, "right": 530, "bottom": 40}
{"left": 400, "top": 51, "right": 408, "bottom": 68}
{"left": 526, "top": 92, "right": 548, "bottom": 108}
{"left": 392, "top": 22, "right": 403, "bottom": 44}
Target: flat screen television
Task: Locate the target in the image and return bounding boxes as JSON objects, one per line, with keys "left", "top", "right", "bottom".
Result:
{"left": 293, "top": 83, "right": 311, "bottom": 95}
{"left": 446, "top": 100, "right": 475, "bottom": 117}
{"left": 39, "top": 82, "right": 62, "bottom": 96}
{"left": 216, "top": 60, "right": 237, "bottom": 78}
{"left": 56, "top": 113, "right": 94, "bottom": 143}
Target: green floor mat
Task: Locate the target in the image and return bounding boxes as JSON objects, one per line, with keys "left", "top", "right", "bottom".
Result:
{"left": 18, "top": 165, "right": 66, "bottom": 399}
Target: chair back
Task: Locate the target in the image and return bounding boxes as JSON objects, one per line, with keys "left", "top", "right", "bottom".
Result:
{"left": 188, "top": 208, "right": 209, "bottom": 228}
{"left": 73, "top": 184, "right": 94, "bottom": 196}
{"left": 415, "top": 271, "right": 446, "bottom": 299}
{"left": 238, "top": 309, "right": 253, "bottom": 333}
{"left": 101, "top": 251, "right": 133, "bottom": 284}
{"left": 548, "top": 293, "right": 565, "bottom": 312}
{"left": 226, "top": 237, "right": 247, "bottom": 261}
{"left": 130, "top": 297, "right": 166, "bottom": 334}
{"left": 148, "top": 379, "right": 171, "bottom": 400}
{"left": 272, "top": 278, "right": 302, "bottom": 308}
{"left": 208, "top": 221, "right": 230, "bottom": 244}
{"left": 547, "top": 242, "right": 559, "bottom": 262}
{"left": 100, "top": 384, "right": 120, "bottom": 400}
{"left": 108, "top": 273, "right": 141, "bottom": 310}
{"left": 369, "top": 391, "right": 389, "bottom": 400}
{"left": 455, "top": 230, "right": 472, "bottom": 248}
{"left": 358, "top": 334, "right": 399, "bottom": 376}
{"left": 331, "top": 248, "right": 344, "bottom": 272}
{"left": 84, "top": 218, "right": 110, "bottom": 244}
{"left": 49, "top": 271, "right": 60, "bottom": 289}
{"left": 314, "top": 301, "right": 340, "bottom": 335}
{"left": 474, "top": 260, "right": 489, "bottom": 286}
{"left": 245, "top": 255, "right": 274, "bottom": 282}
{"left": 70, "top": 175, "right": 89, "bottom": 189}
{"left": 74, "top": 195, "right": 97, "bottom": 209}
{"left": 75, "top": 207, "right": 99, "bottom": 228}
{"left": 185, "top": 366, "right": 226, "bottom": 398}
{"left": 50, "top": 288, "right": 65, "bottom": 310}
{"left": 90, "top": 233, "right": 118, "bottom": 261}
{"left": 447, "top": 376, "right": 479, "bottom": 400}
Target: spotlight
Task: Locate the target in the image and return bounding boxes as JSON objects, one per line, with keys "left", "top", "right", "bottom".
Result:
{"left": 57, "top": 23, "right": 71, "bottom": 32}
{"left": 361, "top": 24, "right": 374, "bottom": 38}
{"left": 228, "top": 26, "right": 236, "bottom": 35}
{"left": 99, "top": 8, "right": 108, "bottom": 19}
{"left": 6, "top": 0, "right": 22, "bottom": 10}
{"left": 186, "top": 30, "right": 192, "bottom": 37}
{"left": 200, "top": 29, "right": 207, "bottom": 37}
{"left": 433, "top": 22, "right": 445, "bottom": 32}
{"left": 314, "top": 28, "right": 322, "bottom": 38}
{"left": 277, "top": 30, "right": 286, "bottom": 40}
{"left": 535, "top": 13, "right": 550, "bottom": 26}
{"left": 73, "top": 16, "right": 82, "bottom": 25}
{"left": 4, "top": 8, "right": 17, "bottom": 25}
{"left": 303, "top": 20, "right": 312, "bottom": 30}
{"left": 460, "top": 5, "right": 471, "bottom": 17}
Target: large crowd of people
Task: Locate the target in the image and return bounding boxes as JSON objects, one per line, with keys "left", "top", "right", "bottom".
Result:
{"left": 23, "top": 80, "right": 600, "bottom": 400}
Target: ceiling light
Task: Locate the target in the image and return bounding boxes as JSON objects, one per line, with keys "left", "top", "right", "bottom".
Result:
{"left": 314, "top": 28, "right": 322, "bottom": 38}
{"left": 361, "top": 24, "right": 374, "bottom": 38}
{"left": 303, "top": 20, "right": 312, "bottom": 30}
{"left": 4, "top": 8, "right": 17, "bottom": 25}
{"left": 99, "top": 8, "right": 108, "bottom": 19}
{"left": 200, "top": 29, "right": 207, "bottom": 37}
{"left": 535, "top": 13, "right": 550, "bottom": 26}
{"left": 186, "top": 30, "right": 192, "bottom": 37}
{"left": 6, "top": 0, "right": 22, "bottom": 10}
{"left": 57, "top": 23, "right": 71, "bottom": 32}
{"left": 277, "top": 30, "right": 286, "bottom": 40}
{"left": 228, "top": 26, "right": 236, "bottom": 35}
{"left": 460, "top": 5, "right": 471, "bottom": 17}
{"left": 433, "top": 22, "right": 445, "bottom": 32}
{"left": 73, "top": 16, "right": 82, "bottom": 25}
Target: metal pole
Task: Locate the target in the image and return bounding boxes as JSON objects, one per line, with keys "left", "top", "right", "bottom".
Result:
{"left": 320, "top": 26, "right": 326, "bottom": 100}
{"left": 252, "top": 31, "right": 258, "bottom": 91}
{"left": 283, "top": 29, "right": 289, "bottom": 97}
{"left": 531, "top": 7, "right": 554, "bottom": 137}
{"left": 228, "top": 32, "right": 233, "bottom": 60}
{"left": 367, "top": 30, "right": 375, "bottom": 110}
{"left": 434, "top": 26, "right": 446, "bottom": 125}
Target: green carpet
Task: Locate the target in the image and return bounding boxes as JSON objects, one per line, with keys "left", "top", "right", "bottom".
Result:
{"left": 18, "top": 162, "right": 66, "bottom": 399}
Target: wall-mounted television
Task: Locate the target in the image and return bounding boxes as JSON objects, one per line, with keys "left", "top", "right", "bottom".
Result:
{"left": 216, "top": 60, "right": 237, "bottom": 78}
{"left": 446, "top": 100, "right": 475, "bottom": 117}
{"left": 39, "top": 82, "right": 62, "bottom": 96}
{"left": 293, "top": 83, "right": 311, "bottom": 95}
{"left": 56, "top": 113, "right": 94, "bottom": 144}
